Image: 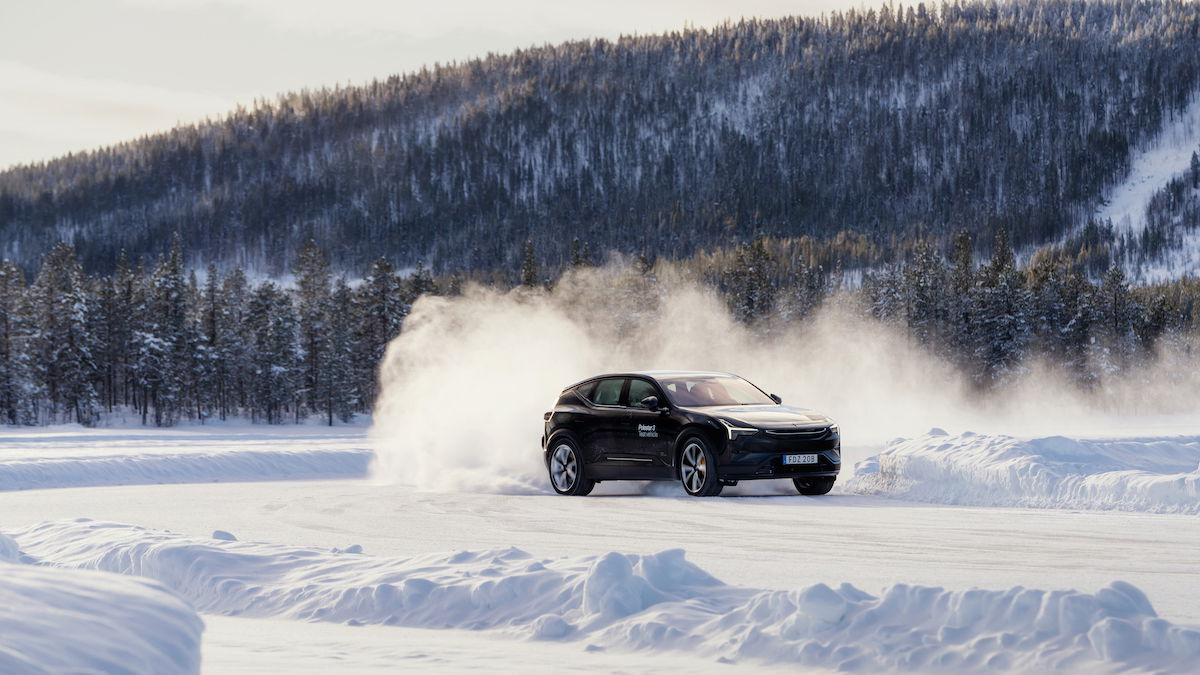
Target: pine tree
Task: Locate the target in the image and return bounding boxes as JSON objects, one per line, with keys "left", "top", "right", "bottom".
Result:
{"left": 143, "top": 236, "right": 191, "bottom": 426}
{"left": 247, "top": 282, "right": 299, "bottom": 424}
{"left": 948, "top": 231, "right": 976, "bottom": 366}
{"left": 405, "top": 260, "right": 439, "bottom": 301}
{"left": 321, "top": 277, "right": 358, "bottom": 424}
{"left": 111, "top": 253, "right": 139, "bottom": 411}
{"left": 569, "top": 238, "right": 593, "bottom": 267}
{"left": 199, "top": 266, "right": 227, "bottom": 419}
{"left": 863, "top": 265, "right": 905, "bottom": 323}
{"left": 1025, "top": 249, "right": 1069, "bottom": 362}
{"left": 971, "top": 230, "right": 1032, "bottom": 386}
{"left": 0, "top": 261, "right": 35, "bottom": 425}
{"left": 220, "top": 267, "right": 252, "bottom": 417}
{"left": 91, "top": 252, "right": 138, "bottom": 413}
{"left": 1060, "top": 268, "right": 1098, "bottom": 388}
{"left": 723, "top": 237, "right": 776, "bottom": 323}
{"left": 293, "top": 241, "right": 332, "bottom": 420}
{"left": 28, "top": 243, "right": 100, "bottom": 425}
{"left": 355, "top": 259, "right": 408, "bottom": 409}
{"left": 904, "top": 241, "right": 949, "bottom": 348}
{"left": 1097, "top": 265, "right": 1140, "bottom": 372}
{"left": 520, "top": 240, "right": 540, "bottom": 288}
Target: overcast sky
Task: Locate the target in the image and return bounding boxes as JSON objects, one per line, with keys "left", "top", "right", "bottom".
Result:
{"left": 0, "top": 0, "right": 868, "bottom": 170}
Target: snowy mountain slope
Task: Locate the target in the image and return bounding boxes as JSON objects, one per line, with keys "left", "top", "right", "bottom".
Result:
{"left": 846, "top": 430, "right": 1200, "bottom": 512}
{"left": 0, "top": 536, "right": 204, "bottom": 674}
{"left": 10, "top": 519, "right": 1200, "bottom": 673}
{"left": 6, "top": 1, "right": 1200, "bottom": 274}
{"left": 0, "top": 424, "right": 371, "bottom": 491}
{"left": 1095, "top": 94, "right": 1200, "bottom": 239}
{"left": 1091, "top": 92, "right": 1200, "bottom": 281}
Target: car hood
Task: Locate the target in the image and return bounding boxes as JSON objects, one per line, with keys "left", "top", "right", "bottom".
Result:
{"left": 683, "top": 405, "right": 832, "bottom": 429}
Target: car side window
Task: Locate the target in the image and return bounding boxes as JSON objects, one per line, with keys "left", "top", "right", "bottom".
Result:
{"left": 591, "top": 378, "right": 625, "bottom": 406}
{"left": 627, "top": 379, "right": 659, "bottom": 407}
{"left": 576, "top": 381, "right": 598, "bottom": 402}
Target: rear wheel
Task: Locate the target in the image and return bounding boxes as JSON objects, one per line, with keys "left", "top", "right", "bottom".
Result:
{"left": 793, "top": 476, "right": 836, "bottom": 495}
{"left": 679, "top": 437, "right": 722, "bottom": 497}
{"left": 548, "top": 439, "right": 594, "bottom": 496}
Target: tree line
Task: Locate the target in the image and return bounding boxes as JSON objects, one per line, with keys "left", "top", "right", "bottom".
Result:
{"left": 0, "top": 240, "right": 433, "bottom": 426}
{"left": 707, "top": 232, "right": 1198, "bottom": 390}
{"left": 2, "top": 233, "right": 1196, "bottom": 427}
{"left": 3, "top": 0, "right": 1199, "bottom": 278}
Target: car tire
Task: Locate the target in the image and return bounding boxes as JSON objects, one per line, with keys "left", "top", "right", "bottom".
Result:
{"left": 547, "top": 437, "right": 594, "bottom": 496}
{"left": 793, "top": 476, "right": 835, "bottom": 495}
{"left": 679, "top": 435, "right": 723, "bottom": 497}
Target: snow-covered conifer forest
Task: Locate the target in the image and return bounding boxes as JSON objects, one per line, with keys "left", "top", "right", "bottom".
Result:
{"left": 1, "top": 230, "right": 1196, "bottom": 427}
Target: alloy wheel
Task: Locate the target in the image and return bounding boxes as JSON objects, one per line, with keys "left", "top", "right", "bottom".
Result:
{"left": 551, "top": 444, "right": 578, "bottom": 491}
{"left": 680, "top": 442, "right": 707, "bottom": 494}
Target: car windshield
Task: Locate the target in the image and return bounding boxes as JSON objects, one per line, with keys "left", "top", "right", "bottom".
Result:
{"left": 658, "top": 375, "right": 775, "bottom": 407}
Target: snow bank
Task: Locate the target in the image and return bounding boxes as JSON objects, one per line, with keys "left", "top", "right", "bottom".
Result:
{"left": 0, "top": 533, "right": 20, "bottom": 564}
{"left": 846, "top": 430, "right": 1200, "bottom": 512}
{"left": 13, "top": 519, "right": 1200, "bottom": 672}
{"left": 0, "top": 448, "right": 372, "bottom": 492}
{"left": 0, "top": 556, "right": 203, "bottom": 673}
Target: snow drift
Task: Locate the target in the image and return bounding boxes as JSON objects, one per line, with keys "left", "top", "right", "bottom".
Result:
{"left": 0, "top": 425, "right": 372, "bottom": 491}
{"left": 0, "top": 448, "right": 372, "bottom": 492}
{"left": 0, "top": 540, "right": 204, "bottom": 674}
{"left": 12, "top": 519, "right": 1200, "bottom": 672}
{"left": 846, "top": 430, "right": 1200, "bottom": 512}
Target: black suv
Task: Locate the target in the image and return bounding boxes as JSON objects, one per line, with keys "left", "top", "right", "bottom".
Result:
{"left": 541, "top": 371, "right": 840, "bottom": 496}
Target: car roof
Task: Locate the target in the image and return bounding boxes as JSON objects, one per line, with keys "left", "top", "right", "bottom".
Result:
{"left": 564, "top": 370, "right": 736, "bottom": 390}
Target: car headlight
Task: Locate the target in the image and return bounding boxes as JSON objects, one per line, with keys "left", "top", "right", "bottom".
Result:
{"left": 828, "top": 423, "right": 840, "bottom": 436}
{"left": 718, "top": 418, "right": 759, "bottom": 440}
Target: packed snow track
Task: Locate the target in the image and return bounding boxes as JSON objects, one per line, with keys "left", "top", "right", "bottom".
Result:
{"left": 2, "top": 424, "right": 1198, "bottom": 673}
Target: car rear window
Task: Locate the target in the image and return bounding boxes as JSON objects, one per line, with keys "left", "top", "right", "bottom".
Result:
{"left": 592, "top": 378, "right": 625, "bottom": 406}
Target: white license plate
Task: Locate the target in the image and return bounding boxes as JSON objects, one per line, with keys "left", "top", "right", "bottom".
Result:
{"left": 783, "top": 454, "right": 818, "bottom": 465}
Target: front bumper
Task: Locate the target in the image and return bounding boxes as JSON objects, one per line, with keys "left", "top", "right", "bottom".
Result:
{"left": 717, "top": 432, "right": 841, "bottom": 480}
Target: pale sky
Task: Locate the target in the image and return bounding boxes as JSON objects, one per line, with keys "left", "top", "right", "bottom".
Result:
{"left": 0, "top": 0, "right": 865, "bottom": 170}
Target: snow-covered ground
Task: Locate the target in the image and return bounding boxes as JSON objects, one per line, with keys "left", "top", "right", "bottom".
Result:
{"left": 3, "top": 423, "right": 1200, "bottom": 672}
{"left": 0, "top": 536, "right": 204, "bottom": 674}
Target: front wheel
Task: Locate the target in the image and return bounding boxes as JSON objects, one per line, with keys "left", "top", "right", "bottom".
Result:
{"left": 679, "top": 437, "right": 723, "bottom": 497}
{"left": 793, "top": 476, "right": 836, "bottom": 495}
{"left": 548, "top": 439, "right": 594, "bottom": 496}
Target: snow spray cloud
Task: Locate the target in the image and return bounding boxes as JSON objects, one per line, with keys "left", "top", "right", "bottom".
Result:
{"left": 371, "top": 264, "right": 1200, "bottom": 493}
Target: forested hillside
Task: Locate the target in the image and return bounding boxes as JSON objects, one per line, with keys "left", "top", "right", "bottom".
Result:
{"left": 2, "top": 0, "right": 1199, "bottom": 276}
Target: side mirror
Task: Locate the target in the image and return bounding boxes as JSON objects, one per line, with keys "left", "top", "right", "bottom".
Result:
{"left": 770, "top": 394, "right": 782, "bottom": 404}
{"left": 639, "top": 395, "right": 659, "bottom": 409}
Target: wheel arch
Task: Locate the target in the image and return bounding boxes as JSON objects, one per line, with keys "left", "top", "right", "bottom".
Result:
{"left": 544, "top": 429, "right": 583, "bottom": 466}
{"left": 672, "top": 423, "right": 723, "bottom": 468}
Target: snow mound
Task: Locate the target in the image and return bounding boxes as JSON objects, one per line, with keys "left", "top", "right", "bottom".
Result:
{"left": 12, "top": 519, "right": 1200, "bottom": 672}
{"left": 0, "top": 559, "right": 204, "bottom": 674}
{"left": 0, "top": 448, "right": 372, "bottom": 492}
{"left": 846, "top": 430, "right": 1200, "bottom": 512}
{"left": 0, "top": 532, "right": 19, "bottom": 562}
